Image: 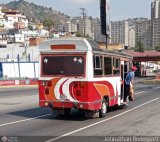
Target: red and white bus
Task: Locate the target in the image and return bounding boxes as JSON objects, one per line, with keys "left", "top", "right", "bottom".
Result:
{"left": 38, "top": 38, "right": 133, "bottom": 118}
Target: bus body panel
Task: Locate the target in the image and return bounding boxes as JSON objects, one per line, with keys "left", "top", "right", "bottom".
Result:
{"left": 39, "top": 76, "right": 121, "bottom": 110}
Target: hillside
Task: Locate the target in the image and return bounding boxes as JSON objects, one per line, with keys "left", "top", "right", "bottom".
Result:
{"left": 4, "top": 0, "right": 70, "bottom": 24}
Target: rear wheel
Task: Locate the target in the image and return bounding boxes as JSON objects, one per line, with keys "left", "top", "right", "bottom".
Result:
{"left": 64, "top": 108, "right": 71, "bottom": 116}
{"left": 99, "top": 99, "right": 108, "bottom": 118}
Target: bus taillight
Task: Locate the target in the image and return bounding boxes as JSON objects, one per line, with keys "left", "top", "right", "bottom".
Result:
{"left": 76, "top": 90, "right": 81, "bottom": 96}
{"left": 45, "top": 88, "right": 49, "bottom": 94}
{"left": 74, "top": 82, "right": 78, "bottom": 88}
{"left": 79, "top": 82, "right": 85, "bottom": 88}
{"left": 47, "top": 81, "right": 52, "bottom": 87}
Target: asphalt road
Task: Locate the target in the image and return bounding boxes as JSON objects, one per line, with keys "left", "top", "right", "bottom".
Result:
{"left": 0, "top": 82, "right": 160, "bottom": 142}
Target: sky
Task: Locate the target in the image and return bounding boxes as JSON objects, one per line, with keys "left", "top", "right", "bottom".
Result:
{"left": 0, "top": 0, "right": 152, "bottom": 21}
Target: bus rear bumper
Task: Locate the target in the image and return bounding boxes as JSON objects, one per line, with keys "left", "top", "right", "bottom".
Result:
{"left": 39, "top": 100, "right": 101, "bottom": 110}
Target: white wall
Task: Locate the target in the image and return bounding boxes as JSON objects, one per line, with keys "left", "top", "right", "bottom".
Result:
{"left": 2, "top": 62, "right": 39, "bottom": 78}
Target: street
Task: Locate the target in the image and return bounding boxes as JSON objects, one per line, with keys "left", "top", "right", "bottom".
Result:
{"left": 0, "top": 80, "right": 160, "bottom": 142}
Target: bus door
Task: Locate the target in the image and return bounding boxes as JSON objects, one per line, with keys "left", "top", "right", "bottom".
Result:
{"left": 121, "top": 61, "right": 124, "bottom": 101}
{"left": 121, "top": 61, "right": 130, "bottom": 102}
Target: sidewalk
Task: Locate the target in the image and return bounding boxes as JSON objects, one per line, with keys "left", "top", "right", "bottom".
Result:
{"left": 134, "top": 76, "right": 160, "bottom": 84}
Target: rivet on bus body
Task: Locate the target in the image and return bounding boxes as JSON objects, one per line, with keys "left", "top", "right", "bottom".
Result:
{"left": 80, "top": 104, "right": 83, "bottom": 108}
{"left": 45, "top": 102, "right": 49, "bottom": 106}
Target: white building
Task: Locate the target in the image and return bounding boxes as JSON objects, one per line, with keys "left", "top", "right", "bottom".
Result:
{"left": 3, "top": 9, "right": 28, "bottom": 30}
{"left": 151, "top": 0, "right": 160, "bottom": 48}
{"left": 0, "top": 6, "right": 5, "bottom": 29}
{"left": 110, "top": 20, "right": 129, "bottom": 47}
{"left": 128, "top": 27, "right": 135, "bottom": 48}
{"left": 93, "top": 18, "right": 106, "bottom": 42}
{"left": 135, "top": 19, "right": 151, "bottom": 49}
{"left": 15, "top": 34, "right": 25, "bottom": 43}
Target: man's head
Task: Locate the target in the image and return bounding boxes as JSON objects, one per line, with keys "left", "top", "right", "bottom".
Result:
{"left": 131, "top": 66, "right": 137, "bottom": 72}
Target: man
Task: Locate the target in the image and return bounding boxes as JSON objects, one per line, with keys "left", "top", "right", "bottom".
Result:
{"left": 124, "top": 66, "right": 137, "bottom": 104}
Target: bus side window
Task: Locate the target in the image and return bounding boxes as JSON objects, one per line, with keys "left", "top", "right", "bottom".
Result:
{"left": 113, "top": 58, "right": 120, "bottom": 75}
{"left": 104, "top": 57, "right": 112, "bottom": 75}
{"left": 93, "top": 55, "right": 103, "bottom": 76}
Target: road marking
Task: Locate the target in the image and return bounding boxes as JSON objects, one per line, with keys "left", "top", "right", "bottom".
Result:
{"left": 0, "top": 113, "right": 52, "bottom": 127}
{"left": 155, "top": 87, "right": 160, "bottom": 89}
{"left": 45, "top": 98, "right": 159, "bottom": 142}
{"left": 135, "top": 91, "right": 145, "bottom": 94}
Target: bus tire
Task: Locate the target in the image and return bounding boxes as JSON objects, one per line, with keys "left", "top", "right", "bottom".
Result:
{"left": 99, "top": 98, "right": 108, "bottom": 118}
{"left": 64, "top": 108, "right": 71, "bottom": 116}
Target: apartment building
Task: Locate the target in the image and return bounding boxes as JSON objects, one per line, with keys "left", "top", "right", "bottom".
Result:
{"left": 60, "top": 17, "right": 93, "bottom": 38}
{"left": 128, "top": 27, "right": 135, "bottom": 48}
{"left": 2, "top": 9, "right": 28, "bottom": 30}
{"left": 110, "top": 21, "right": 129, "bottom": 47}
{"left": 135, "top": 19, "right": 151, "bottom": 49}
{"left": 151, "top": 0, "right": 160, "bottom": 48}
{"left": 92, "top": 18, "right": 106, "bottom": 42}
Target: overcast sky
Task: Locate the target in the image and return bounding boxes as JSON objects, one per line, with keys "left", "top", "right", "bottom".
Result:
{"left": 0, "top": 0, "right": 152, "bottom": 21}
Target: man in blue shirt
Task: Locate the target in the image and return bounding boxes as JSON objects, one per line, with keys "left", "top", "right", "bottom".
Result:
{"left": 124, "top": 66, "right": 137, "bottom": 104}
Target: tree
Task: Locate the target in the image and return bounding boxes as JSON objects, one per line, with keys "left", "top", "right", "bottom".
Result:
{"left": 85, "top": 34, "right": 91, "bottom": 38}
{"left": 155, "top": 43, "right": 160, "bottom": 51}
{"left": 76, "top": 31, "right": 83, "bottom": 37}
{"left": 28, "top": 25, "right": 33, "bottom": 30}
{"left": 134, "top": 41, "right": 144, "bottom": 52}
{"left": 42, "top": 18, "right": 54, "bottom": 31}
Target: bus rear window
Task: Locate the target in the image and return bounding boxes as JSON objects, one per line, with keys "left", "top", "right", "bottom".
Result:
{"left": 42, "top": 55, "right": 85, "bottom": 76}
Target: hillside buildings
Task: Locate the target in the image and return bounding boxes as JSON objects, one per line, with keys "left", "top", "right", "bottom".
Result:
{"left": 0, "top": 7, "right": 28, "bottom": 30}
{"left": 1, "top": 0, "right": 160, "bottom": 51}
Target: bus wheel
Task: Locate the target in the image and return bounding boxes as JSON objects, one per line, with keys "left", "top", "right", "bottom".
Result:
{"left": 64, "top": 108, "right": 71, "bottom": 116}
{"left": 99, "top": 99, "right": 108, "bottom": 118}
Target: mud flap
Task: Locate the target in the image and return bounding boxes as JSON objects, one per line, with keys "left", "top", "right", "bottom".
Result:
{"left": 85, "top": 110, "right": 99, "bottom": 118}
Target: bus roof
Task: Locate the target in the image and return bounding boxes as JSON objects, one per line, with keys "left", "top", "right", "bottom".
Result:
{"left": 39, "top": 37, "right": 132, "bottom": 59}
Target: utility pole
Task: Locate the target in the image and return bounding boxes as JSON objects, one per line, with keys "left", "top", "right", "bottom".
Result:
{"left": 80, "top": 8, "right": 86, "bottom": 37}
{"left": 100, "top": 0, "right": 110, "bottom": 49}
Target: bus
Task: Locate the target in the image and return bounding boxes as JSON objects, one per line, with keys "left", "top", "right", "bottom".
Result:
{"left": 38, "top": 38, "right": 133, "bottom": 118}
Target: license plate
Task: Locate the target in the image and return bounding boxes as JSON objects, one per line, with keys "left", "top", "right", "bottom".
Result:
{"left": 60, "top": 94, "right": 67, "bottom": 100}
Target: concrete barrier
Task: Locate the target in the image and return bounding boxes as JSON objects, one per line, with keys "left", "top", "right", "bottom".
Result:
{"left": 0, "top": 79, "right": 38, "bottom": 86}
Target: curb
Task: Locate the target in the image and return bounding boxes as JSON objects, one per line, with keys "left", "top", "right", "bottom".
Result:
{"left": 0, "top": 85, "right": 38, "bottom": 88}
{"left": 143, "top": 79, "right": 160, "bottom": 84}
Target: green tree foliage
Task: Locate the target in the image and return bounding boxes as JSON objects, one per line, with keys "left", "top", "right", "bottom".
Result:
{"left": 43, "top": 18, "right": 54, "bottom": 31}
{"left": 76, "top": 32, "right": 91, "bottom": 38}
{"left": 28, "top": 25, "right": 33, "bottom": 30}
{"left": 85, "top": 34, "right": 91, "bottom": 38}
{"left": 76, "top": 31, "right": 83, "bottom": 37}
{"left": 155, "top": 43, "right": 160, "bottom": 51}
{"left": 134, "top": 41, "right": 144, "bottom": 52}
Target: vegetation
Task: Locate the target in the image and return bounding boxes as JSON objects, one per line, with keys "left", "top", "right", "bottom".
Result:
{"left": 28, "top": 25, "right": 33, "bottom": 30}
{"left": 42, "top": 18, "right": 54, "bottom": 31}
{"left": 5, "top": 0, "right": 69, "bottom": 25}
{"left": 134, "top": 41, "right": 144, "bottom": 52}
{"left": 76, "top": 31, "right": 83, "bottom": 37}
{"left": 76, "top": 32, "right": 91, "bottom": 38}
{"left": 155, "top": 43, "right": 160, "bottom": 51}
{"left": 85, "top": 34, "right": 91, "bottom": 38}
